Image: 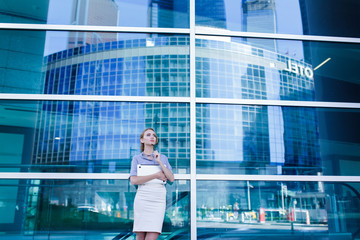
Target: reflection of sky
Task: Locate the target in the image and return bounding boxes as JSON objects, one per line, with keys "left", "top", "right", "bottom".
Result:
{"left": 117, "top": 0, "right": 148, "bottom": 27}
{"left": 44, "top": 0, "right": 149, "bottom": 55}
{"left": 222, "top": 0, "right": 305, "bottom": 60}
{"left": 46, "top": 0, "right": 73, "bottom": 25}
{"left": 275, "top": 0, "right": 304, "bottom": 60}
{"left": 44, "top": 0, "right": 305, "bottom": 59}
{"left": 276, "top": 0, "right": 303, "bottom": 35}
{"left": 223, "top": 0, "right": 242, "bottom": 30}
{"left": 45, "top": 0, "right": 150, "bottom": 26}
{"left": 44, "top": 0, "right": 72, "bottom": 55}
{"left": 223, "top": 0, "right": 303, "bottom": 34}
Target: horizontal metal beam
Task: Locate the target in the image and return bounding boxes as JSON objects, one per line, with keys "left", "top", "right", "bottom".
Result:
{"left": 0, "top": 172, "right": 190, "bottom": 180}
{"left": 1, "top": 94, "right": 360, "bottom": 109}
{"left": 0, "top": 23, "right": 190, "bottom": 34}
{"left": 0, "top": 94, "right": 190, "bottom": 103}
{"left": 196, "top": 98, "right": 360, "bottom": 109}
{"left": 197, "top": 174, "right": 360, "bottom": 182}
{"left": 1, "top": 23, "right": 359, "bottom": 44}
{"left": 0, "top": 172, "right": 359, "bottom": 182}
{"left": 195, "top": 27, "right": 360, "bottom": 44}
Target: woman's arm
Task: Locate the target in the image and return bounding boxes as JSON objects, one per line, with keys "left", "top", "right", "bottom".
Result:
{"left": 130, "top": 171, "right": 167, "bottom": 185}
{"left": 154, "top": 151, "right": 175, "bottom": 182}
{"left": 160, "top": 164, "right": 174, "bottom": 182}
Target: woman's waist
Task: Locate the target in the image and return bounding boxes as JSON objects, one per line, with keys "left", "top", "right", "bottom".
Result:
{"left": 138, "top": 183, "right": 166, "bottom": 190}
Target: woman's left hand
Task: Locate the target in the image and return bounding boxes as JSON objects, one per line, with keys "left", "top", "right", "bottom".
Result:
{"left": 154, "top": 150, "right": 161, "bottom": 164}
{"left": 153, "top": 150, "right": 174, "bottom": 182}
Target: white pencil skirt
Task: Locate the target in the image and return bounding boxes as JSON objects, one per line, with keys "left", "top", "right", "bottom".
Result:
{"left": 133, "top": 184, "right": 166, "bottom": 233}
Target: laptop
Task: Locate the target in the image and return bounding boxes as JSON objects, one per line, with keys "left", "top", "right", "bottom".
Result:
{"left": 137, "top": 164, "right": 166, "bottom": 184}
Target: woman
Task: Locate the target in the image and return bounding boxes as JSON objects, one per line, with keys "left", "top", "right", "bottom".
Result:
{"left": 129, "top": 128, "right": 174, "bottom": 240}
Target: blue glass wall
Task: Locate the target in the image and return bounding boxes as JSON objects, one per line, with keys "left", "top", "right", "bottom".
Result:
{"left": 0, "top": 0, "right": 359, "bottom": 239}
{"left": 34, "top": 36, "right": 319, "bottom": 175}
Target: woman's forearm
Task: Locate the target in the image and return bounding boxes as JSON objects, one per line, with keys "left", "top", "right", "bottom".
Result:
{"left": 163, "top": 168, "right": 174, "bottom": 182}
{"left": 159, "top": 163, "right": 174, "bottom": 182}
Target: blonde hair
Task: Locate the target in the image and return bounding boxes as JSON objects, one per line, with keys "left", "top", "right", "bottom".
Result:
{"left": 140, "top": 128, "right": 158, "bottom": 152}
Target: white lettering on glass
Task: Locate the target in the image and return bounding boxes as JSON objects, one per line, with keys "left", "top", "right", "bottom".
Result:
{"left": 284, "top": 60, "right": 313, "bottom": 79}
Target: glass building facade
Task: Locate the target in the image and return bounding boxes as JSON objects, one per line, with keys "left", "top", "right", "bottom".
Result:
{"left": 0, "top": 0, "right": 360, "bottom": 239}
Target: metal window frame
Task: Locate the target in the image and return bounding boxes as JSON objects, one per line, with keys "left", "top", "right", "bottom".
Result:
{"left": 0, "top": 23, "right": 190, "bottom": 34}
{"left": 1, "top": 173, "right": 360, "bottom": 182}
{"left": 189, "top": 0, "right": 197, "bottom": 238}
{"left": 195, "top": 27, "right": 360, "bottom": 43}
{"left": 1, "top": 23, "right": 360, "bottom": 44}
{"left": 1, "top": 94, "right": 360, "bottom": 109}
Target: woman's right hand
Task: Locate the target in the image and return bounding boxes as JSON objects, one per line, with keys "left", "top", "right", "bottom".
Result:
{"left": 155, "top": 171, "right": 167, "bottom": 181}
{"left": 130, "top": 171, "right": 167, "bottom": 185}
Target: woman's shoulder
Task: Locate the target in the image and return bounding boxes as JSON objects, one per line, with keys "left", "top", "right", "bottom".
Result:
{"left": 132, "top": 153, "right": 143, "bottom": 160}
{"left": 160, "top": 153, "right": 169, "bottom": 160}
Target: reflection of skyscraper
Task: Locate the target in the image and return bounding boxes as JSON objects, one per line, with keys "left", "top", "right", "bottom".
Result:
{"left": 241, "top": 0, "right": 276, "bottom": 33}
{"left": 148, "top": 0, "right": 189, "bottom": 28}
{"left": 148, "top": 0, "right": 226, "bottom": 29}
{"left": 34, "top": 36, "right": 319, "bottom": 176}
{"left": 34, "top": 0, "right": 320, "bottom": 177}
{"left": 241, "top": 0, "right": 277, "bottom": 51}
{"left": 68, "top": 0, "right": 118, "bottom": 48}
{"left": 195, "top": 38, "right": 319, "bottom": 174}
{"left": 33, "top": 37, "right": 191, "bottom": 170}
{"left": 195, "top": 0, "right": 226, "bottom": 29}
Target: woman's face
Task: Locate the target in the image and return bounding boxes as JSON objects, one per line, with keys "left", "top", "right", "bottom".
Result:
{"left": 141, "top": 129, "right": 157, "bottom": 146}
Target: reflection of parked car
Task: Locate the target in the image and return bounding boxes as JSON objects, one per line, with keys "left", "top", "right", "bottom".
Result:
{"left": 70, "top": 205, "right": 99, "bottom": 222}
{"left": 77, "top": 205, "right": 99, "bottom": 213}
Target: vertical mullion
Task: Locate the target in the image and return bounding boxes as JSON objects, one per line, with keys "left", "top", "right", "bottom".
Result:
{"left": 189, "top": 0, "right": 197, "bottom": 238}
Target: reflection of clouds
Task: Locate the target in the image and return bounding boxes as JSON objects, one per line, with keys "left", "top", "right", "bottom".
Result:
{"left": 44, "top": 32, "right": 70, "bottom": 56}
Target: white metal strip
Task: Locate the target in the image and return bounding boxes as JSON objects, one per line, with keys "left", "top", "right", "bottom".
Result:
{"left": 197, "top": 174, "right": 360, "bottom": 182}
{"left": 1, "top": 94, "right": 360, "bottom": 109}
{"left": 196, "top": 98, "right": 360, "bottom": 109}
{"left": 0, "top": 173, "right": 190, "bottom": 180}
{"left": 195, "top": 27, "right": 360, "bottom": 44}
{"left": 0, "top": 23, "right": 190, "bottom": 34}
{"left": 0, "top": 173, "right": 359, "bottom": 182}
{"left": 0, "top": 94, "right": 190, "bottom": 103}
{"left": 189, "top": 0, "right": 197, "bottom": 238}
{"left": 0, "top": 23, "right": 359, "bottom": 44}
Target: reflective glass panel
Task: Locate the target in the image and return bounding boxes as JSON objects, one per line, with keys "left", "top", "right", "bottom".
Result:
{"left": 0, "top": 0, "right": 189, "bottom": 28}
{"left": 0, "top": 101, "right": 190, "bottom": 173}
{"left": 0, "top": 179, "right": 190, "bottom": 239}
{"left": 0, "top": 30, "right": 190, "bottom": 97}
{"left": 197, "top": 181, "right": 360, "bottom": 240}
{"left": 195, "top": 0, "right": 360, "bottom": 38}
{"left": 196, "top": 104, "right": 360, "bottom": 176}
{"left": 195, "top": 37, "right": 360, "bottom": 102}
